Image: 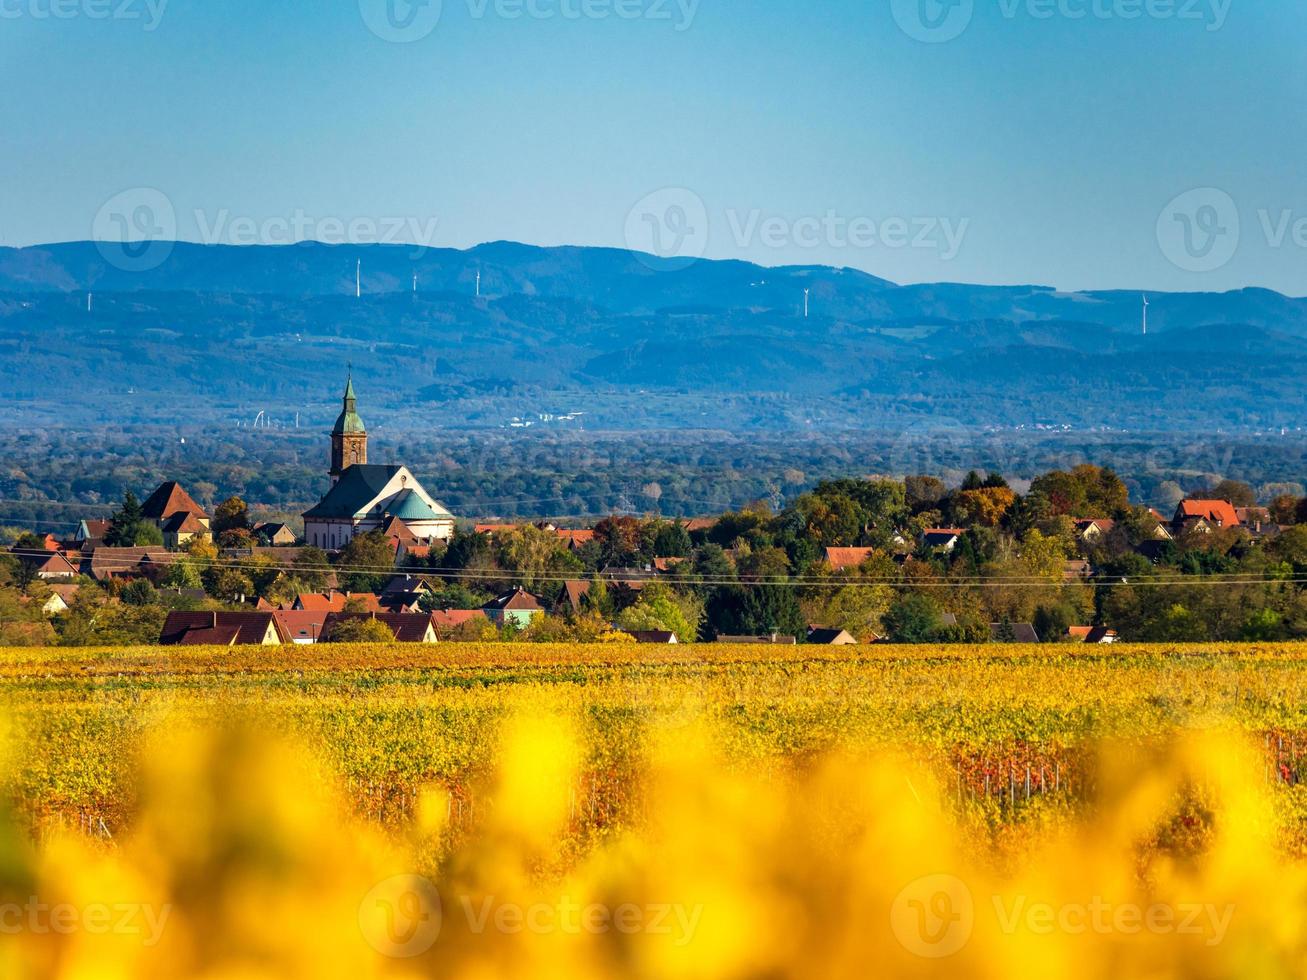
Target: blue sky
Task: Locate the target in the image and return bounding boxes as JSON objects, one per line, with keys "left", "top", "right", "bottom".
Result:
{"left": 1, "top": 0, "right": 1304, "bottom": 293}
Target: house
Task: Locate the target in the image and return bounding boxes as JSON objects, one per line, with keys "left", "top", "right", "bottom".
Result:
{"left": 1063, "top": 559, "right": 1093, "bottom": 582}
{"left": 320, "top": 612, "right": 438, "bottom": 644}
{"left": 921, "top": 528, "right": 966, "bottom": 552}
{"left": 379, "top": 515, "right": 425, "bottom": 557}
{"left": 160, "top": 611, "right": 289, "bottom": 647}
{"left": 1073, "top": 519, "right": 1115, "bottom": 546}
{"left": 807, "top": 627, "right": 857, "bottom": 645}
{"left": 85, "top": 547, "right": 175, "bottom": 583}
{"left": 556, "top": 529, "right": 595, "bottom": 551}
{"left": 378, "top": 592, "right": 425, "bottom": 614}
{"left": 141, "top": 481, "right": 211, "bottom": 546}
{"left": 254, "top": 522, "right": 297, "bottom": 546}
{"left": 292, "top": 592, "right": 383, "bottom": 614}
{"left": 1236, "top": 506, "right": 1270, "bottom": 526}
{"left": 682, "top": 518, "right": 718, "bottom": 534}
{"left": 474, "top": 524, "right": 521, "bottom": 536}
{"left": 825, "top": 547, "right": 875, "bottom": 571}
{"left": 273, "top": 610, "right": 331, "bottom": 644}
{"left": 429, "top": 609, "right": 489, "bottom": 632}
{"left": 1173, "top": 499, "right": 1241, "bottom": 529}
{"left": 43, "top": 583, "right": 81, "bottom": 615}
{"left": 1069, "top": 626, "right": 1119, "bottom": 644}
{"left": 989, "top": 622, "right": 1041, "bottom": 643}
{"left": 626, "top": 630, "right": 679, "bottom": 644}
{"left": 559, "top": 580, "right": 592, "bottom": 615}
{"left": 381, "top": 574, "right": 438, "bottom": 596}
{"left": 73, "top": 519, "right": 113, "bottom": 551}
{"left": 717, "top": 634, "right": 798, "bottom": 645}
{"left": 653, "top": 557, "right": 685, "bottom": 572}
{"left": 13, "top": 550, "right": 80, "bottom": 580}
{"left": 483, "top": 587, "right": 545, "bottom": 627}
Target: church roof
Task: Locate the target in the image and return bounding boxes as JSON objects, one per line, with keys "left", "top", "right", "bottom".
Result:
{"left": 303, "top": 465, "right": 404, "bottom": 520}
{"left": 385, "top": 488, "right": 443, "bottom": 523}
{"left": 303, "top": 465, "right": 453, "bottom": 522}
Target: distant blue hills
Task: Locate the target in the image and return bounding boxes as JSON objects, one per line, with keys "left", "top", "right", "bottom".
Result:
{"left": 0, "top": 240, "right": 1303, "bottom": 432}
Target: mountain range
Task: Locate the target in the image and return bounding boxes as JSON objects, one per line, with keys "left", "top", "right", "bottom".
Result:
{"left": 0, "top": 240, "right": 1303, "bottom": 433}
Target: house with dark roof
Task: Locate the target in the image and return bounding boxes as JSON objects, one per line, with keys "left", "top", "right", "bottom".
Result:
{"left": 160, "top": 611, "right": 289, "bottom": 646}
{"left": 807, "top": 627, "right": 857, "bottom": 645}
{"left": 921, "top": 528, "right": 966, "bottom": 552}
{"left": 254, "top": 522, "right": 297, "bottom": 546}
{"left": 320, "top": 612, "right": 438, "bottom": 643}
{"left": 141, "top": 481, "right": 211, "bottom": 547}
{"left": 85, "top": 547, "right": 175, "bottom": 583}
{"left": 989, "top": 622, "right": 1041, "bottom": 643}
{"left": 75, "top": 519, "right": 113, "bottom": 548}
{"left": 1068, "top": 626, "right": 1119, "bottom": 644}
{"left": 483, "top": 587, "right": 545, "bottom": 627}
{"left": 626, "top": 630, "right": 678, "bottom": 644}
{"left": 303, "top": 377, "right": 456, "bottom": 551}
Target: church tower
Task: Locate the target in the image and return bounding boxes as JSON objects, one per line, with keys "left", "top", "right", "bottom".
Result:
{"left": 329, "top": 373, "right": 367, "bottom": 485}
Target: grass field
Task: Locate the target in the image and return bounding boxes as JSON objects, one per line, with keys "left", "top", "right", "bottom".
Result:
{"left": 4, "top": 642, "right": 1307, "bottom": 976}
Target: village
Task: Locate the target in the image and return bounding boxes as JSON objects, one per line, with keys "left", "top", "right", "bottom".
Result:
{"left": 3, "top": 376, "right": 1302, "bottom": 648}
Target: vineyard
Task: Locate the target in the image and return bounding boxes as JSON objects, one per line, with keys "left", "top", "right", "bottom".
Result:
{"left": 4, "top": 642, "right": 1307, "bottom": 976}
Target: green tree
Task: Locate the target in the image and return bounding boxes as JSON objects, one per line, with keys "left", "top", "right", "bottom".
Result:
{"left": 325, "top": 617, "right": 395, "bottom": 643}
{"left": 882, "top": 592, "right": 942, "bottom": 644}
{"left": 213, "top": 496, "right": 251, "bottom": 535}
{"left": 337, "top": 530, "right": 397, "bottom": 593}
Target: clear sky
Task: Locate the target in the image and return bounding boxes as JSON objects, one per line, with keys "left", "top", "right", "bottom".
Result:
{"left": 1, "top": 0, "right": 1304, "bottom": 293}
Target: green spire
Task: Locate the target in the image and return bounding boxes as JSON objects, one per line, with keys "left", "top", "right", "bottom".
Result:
{"left": 333, "top": 372, "right": 366, "bottom": 435}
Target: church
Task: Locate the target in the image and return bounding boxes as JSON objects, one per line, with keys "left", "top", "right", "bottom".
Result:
{"left": 302, "top": 376, "right": 456, "bottom": 551}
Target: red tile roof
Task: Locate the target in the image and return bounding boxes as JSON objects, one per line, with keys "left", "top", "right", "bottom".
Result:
{"left": 430, "top": 609, "right": 488, "bottom": 629}
{"left": 825, "top": 547, "right": 875, "bottom": 571}
{"left": 141, "top": 481, "right": 209, "bottom": 522}
{"left": 1176, "top": 499, "right": 1241, "bottom": 528}
{"left": 293, "top": 592, "right": 383, "bottom": 613}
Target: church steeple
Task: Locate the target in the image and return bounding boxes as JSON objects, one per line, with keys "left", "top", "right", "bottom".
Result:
{"left": 330, "top": 371, "right": 367, "bottom": 485}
